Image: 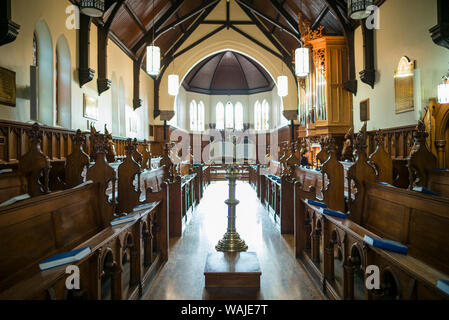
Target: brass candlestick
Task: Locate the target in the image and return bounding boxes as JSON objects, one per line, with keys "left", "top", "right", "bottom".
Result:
{"left": 216, "top": 139, "right": 248, "bottom": 252}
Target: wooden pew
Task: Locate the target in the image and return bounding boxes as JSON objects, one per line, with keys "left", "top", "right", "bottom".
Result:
{"left": 0, "top": 137, "right": 169, "bottom": 300}
{"left": 294, "top": 124, "right": 449, "bottom": 300}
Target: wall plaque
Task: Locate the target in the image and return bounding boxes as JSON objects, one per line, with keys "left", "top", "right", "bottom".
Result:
{"left": 360, "top": 99, "right": 370, "bottom": 122}
{"left": 394, "top": 57, "right": 415, "bottom": 114}
{"left": 0, "top": 67, "right": 16, "bottom": 107}
{"left": 83, "top": 93, "right": 99, "bottom": 120}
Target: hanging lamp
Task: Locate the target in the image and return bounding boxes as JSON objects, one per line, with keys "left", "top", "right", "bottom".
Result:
{"left": 80, "top": 0, "right": 105, "bottom": 18}
{"left": 146, "top": 0, "right": 160, "bottom": 76}
{"left": 438, "top": 71, "right": 449, "bottom": 104}
{"left": 295, "top": 47, "right": 309, "bottom": 77}
{"left": 348, "top": 0, "right": 374, "bottom": 20}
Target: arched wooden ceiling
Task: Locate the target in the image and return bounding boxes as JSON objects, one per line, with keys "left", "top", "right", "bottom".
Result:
{"left": 182, "top": 50, "right": 275, "bottom": 95}
{"left": 78, "top": 0, "right": 383, "bottom": 70}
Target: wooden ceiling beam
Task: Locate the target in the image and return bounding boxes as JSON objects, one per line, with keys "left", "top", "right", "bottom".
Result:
{"left": 311, "top": 6, "right": 330, "bottom": 30}
{"left": 123, "top": 1, "right": 147, "bottom": 33}
{"left": 156, "top": 0, "right": 220, "bottom": 38}
{"left": 131, "top": 0, "right": 186, "bottom": 54}
{"left": 269, "top": 0, "right": 299, "bottom": 36}
{"left": 236, "top": 1, "right": 293, "bottom": 59}
{"left": 235, "top": 0, "right": 301, "bottom": 42}
{"left": 160, "top": 2, "right": 220, "bottom": 68}
{"left": 174, "top": 24, "right": 226, "bottom": 59}
{"left": 230, "top": 25, "right": 283, "bottom": 60}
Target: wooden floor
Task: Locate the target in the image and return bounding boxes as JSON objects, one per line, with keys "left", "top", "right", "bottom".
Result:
{"left": 143, "top": 181, "right": 324, "bottom": 300}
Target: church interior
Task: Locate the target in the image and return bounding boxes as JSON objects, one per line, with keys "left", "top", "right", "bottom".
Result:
{"left": 1, "top": 0, "right": 449, "bottom": 303}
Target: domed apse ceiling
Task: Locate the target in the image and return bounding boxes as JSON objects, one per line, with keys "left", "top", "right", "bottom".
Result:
{"left": 182, "top": 51, "right": 275, "bottom": 95}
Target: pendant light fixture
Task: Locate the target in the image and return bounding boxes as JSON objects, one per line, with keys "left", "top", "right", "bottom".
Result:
{"left": 295, "top": 47, "right": 309, "bottom": 77}
{"left": 438, "top": 70, "right": 449, "bottom": 104}
{"left": 295, "top": 1, "right": 309, "bottom": 77}
{"left": 348, "top": 0, "right": 374, "bottom": 20}
{"left": 146, "top": 0, "right": 160, "bottom": 76}
{"left": 278, "top": 60, "right": 288, "bottom": 97}
{"left": 168, "top": 60, "right": 179, "bottom": 96}
{"left": 80, "top": 0, "right": 105, "bottom": 18}
{"left": 278, "top": 76, "right": 288, "bottom": 97}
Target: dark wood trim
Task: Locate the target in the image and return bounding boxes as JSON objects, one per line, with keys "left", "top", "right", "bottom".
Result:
{"left": 430, "top": 0, "right": 449, "bottom": 50}
{"left": 311, "top": 6, "right": 329, "bottom": 30}
{"left": 173, "top": 24, "right": 226, "bottom": 59}
{"left": 156, "top": 0, "right": 220, "bottom": 39}
{"left": 0, "top": 0, "right": 20, "bottom": 46}
{"left": 78, "top": 14, "right": 95, "bottom": 88}
{"left": 235, "top": 0, "right": 301, "bottom": 43}
{"left": 230, "top": 25, "right": 284, "bottom": 60}
{"left": 269, "top": 0, "right": 300, "bottom": 36}
{"left": 97, "top": 0, "right": 124, "bottom": 95}
{"left": 359, "top": 21, "right": 375, "bottom": 89}
{"left": 124, "top": 2, "right": 147, "bottom": 33}
{"left": 131, "top": 0, "right": 187, "bottom": 54}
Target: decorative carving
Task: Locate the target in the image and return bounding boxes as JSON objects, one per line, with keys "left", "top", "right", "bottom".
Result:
{"left": 341, "top": 128, "right": 355, "bottom": 162}
{"left": 132, "top": 138, "right": 143, "bottom": 166}
{"left": 347, "top": 123, "right": 377, "bottom": 224}
{"left": 408, "top": 120, "right": 437, "bottom": 189}
{"left": 18, "top": 123, "right": 51, "bottom": 197}
{"left": 298, "top": 11, "right": 324, "bottom": 44}
{"left": 86, "top": 133, "right": 116, "bottom": 224}
{"left": 104, "top": 125, "right": 116, "bottom": 163}
{"left": 141, "top": 139, "right": 152, "bottom": 170}
{"left": 65, "top": 130, "right": 90, "bottom": 188}
{"left": 369, "top": 130, "right": 393, "bottom": 184}
{"left": 321, "top": 138, "right": 345, "bottom": 212}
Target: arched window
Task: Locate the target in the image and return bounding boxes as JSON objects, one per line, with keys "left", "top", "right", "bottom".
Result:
{"left": 262, "top": 100, "right": 270, "bottom": 130}
{"left": 189, "top": 100, "right": 198, "bottom": 131}
{"left": 235, "top": 102, "right": 243, "bottom": 131}
{"left": 119, "top": 78, "right": 126, "bottom": 137}
{"left": 254, "top": 101, "right": 262, "bottom": 131}
{"left": 216, "top": 102, "right": 225, "bottom": 130}
{"left": 189, "top": 100, "right": 205, "bottom": 132}
{"left": 225, "top": 102, "right": 234, "bottom": 129}
{"left": 34, "top": 19, "right": 54, "bottom": 126}
{"left": 56, "top": 35, "right": 71, "bottom": 128}
{"left": 198, "top": 101, "right": 205, "bottom": 132}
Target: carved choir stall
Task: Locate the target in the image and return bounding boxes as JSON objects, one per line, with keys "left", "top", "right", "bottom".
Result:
{"left": 0, "top": 120, "right": 211, "bottom": 300}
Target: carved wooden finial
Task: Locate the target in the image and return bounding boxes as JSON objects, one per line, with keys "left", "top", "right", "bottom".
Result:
{"left": 73, "top": 129, "right": 85, "bottom": 145}
{"left": 413, "top": 120, "right": 428, "bottom": 143}
{"left": 28, "top": 123, "right": 43, "bottom": 145}
{"left": 327, "top": 138, "right": 338, "bottom": 154}
{"left": 354, "top": 123, "right": 368, "bottom": 155}
{"left": 374, "top": 129, "right": 385, "bottom": 146}
{"left": 125, "top": 138, "right": 135, "bottom": 156}
{"left": 94, "top": 133, "right": 107, "bottom": 154}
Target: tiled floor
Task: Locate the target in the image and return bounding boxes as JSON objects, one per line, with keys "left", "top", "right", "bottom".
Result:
{"left": 143, "top": 181, "right": 323, "bottom": 300}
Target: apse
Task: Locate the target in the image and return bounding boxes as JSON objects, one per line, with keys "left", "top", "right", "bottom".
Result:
{"left": 171, "top": 50, "right": 288, "bottom": 132}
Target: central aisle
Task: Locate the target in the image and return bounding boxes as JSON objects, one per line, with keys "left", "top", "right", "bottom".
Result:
{"left": 144, "top": 181, "right": 323, "bottom": 300}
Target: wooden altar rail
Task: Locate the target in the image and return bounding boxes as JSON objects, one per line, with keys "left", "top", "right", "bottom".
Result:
{"left": 294, "top": 186, "right": 449, "bottom": 300}
{"left": 0, "top": 181, "right": 169, "bottom": 300}
{"left": 0, "top": 120, "right": 149, "bottom": 167}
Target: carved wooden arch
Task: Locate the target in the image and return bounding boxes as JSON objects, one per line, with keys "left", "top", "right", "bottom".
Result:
{"left": 349, "top": 242, "right": 366, "bottom": 270}
{"left": 99, "top": 247, "right": 117, "bottom": 278}
{"left": 122, "top": 231, "right": 135, "bottom": 249}
{"left": 98, "top": 246, "right": 118, "bottom": 300}
{"left": 380, "top": 266, "right": 402, "bottom": 300}
{"left": 330, "top": 228, "right": 345, "bottom": 268}
{"left": 434, "top": 102, "right": 449, "bottom": 142}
